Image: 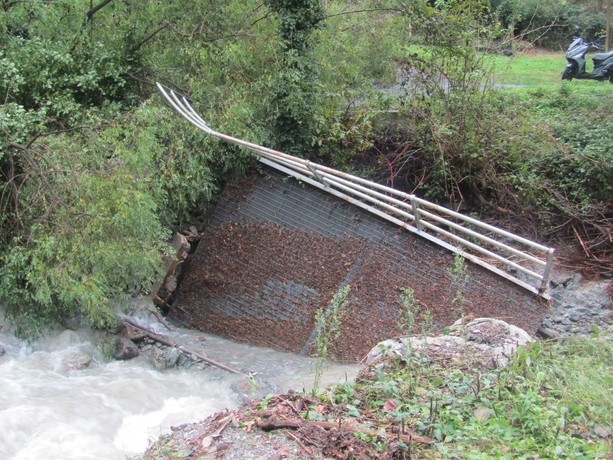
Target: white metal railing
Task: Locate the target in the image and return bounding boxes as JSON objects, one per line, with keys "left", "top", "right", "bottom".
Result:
{"left": 157, "top": 83, "right": 555, "bottom": 298}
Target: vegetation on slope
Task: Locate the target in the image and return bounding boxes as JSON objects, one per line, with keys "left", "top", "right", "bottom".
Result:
{"left": 139, "top": 335, "right": 613, "bottom": 459}
{"left": 1, "top": 1, "right": 611, "bottom": 330}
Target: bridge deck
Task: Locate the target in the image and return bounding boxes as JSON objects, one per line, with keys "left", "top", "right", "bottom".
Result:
{"left": 172, "top": 167, "right": 547, "bottom": 361}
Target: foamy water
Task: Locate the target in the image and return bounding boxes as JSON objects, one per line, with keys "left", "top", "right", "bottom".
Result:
{"left": 0, "top": 313, "right": 357, "bottom": 459}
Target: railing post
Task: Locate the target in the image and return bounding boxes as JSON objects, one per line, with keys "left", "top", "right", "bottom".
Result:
{"left": 539, "top": 248, "right": 555, "bottom": 294}
{"left": 306, "top": 161, "right": 326, "bottom": 187}
{"left": 410, "top": 196, "right": 423, "bottom": 231}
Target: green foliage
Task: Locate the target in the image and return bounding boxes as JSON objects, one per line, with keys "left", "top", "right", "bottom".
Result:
{"left": 135, "top": 104, "right": 220, "bottom": 227}
{"left": 398, "top": 286, "right": 433, "bottom": 336}
{"left": 523, "top": 88, "right": 613, "bottom": 206}
{"left": 398, "top": 287, "right": 417, "bottom": 335}
{"left": 492, "top": 0, "right": 606, "bottom": 48}
{"left": 265, "top": 0, "right": 325, "bottom": 53}
{"left": 0, "top": 122, "right": 170, "bottom": 336}
{"left": 449, "top": 251, "right": 470, "bottom": 312}
{"left": 327, "top": 336, "right": 613, "bottom": 457}
{"left": 312, "top": 284, "right": 350, "bottom": 393}
{"left": 263, "top": 0, "right": 325, "bottom": 155}
{"left": 0, "top": 0, "right": 265, "bottom": 334}
{"left": 388, "top": 0, "right": 523, "bottom": 205}
{"left": 1, "top": 37, "right": 132, "bottom": 113}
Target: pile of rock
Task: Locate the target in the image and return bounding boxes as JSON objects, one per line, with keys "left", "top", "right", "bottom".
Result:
{"left": 113, "top": 321, "right": 211, "bottom": 371}
{"left": 538, "top": 274, "right": 613, "bottom": 339}
{"left": 365, "top": 317, "right": 534, "bottom": 371}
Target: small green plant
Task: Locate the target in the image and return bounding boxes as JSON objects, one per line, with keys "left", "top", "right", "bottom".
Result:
{"left": 398, "top": 287, "right": 417, "bottom": 336}
{"left": 449, "top": 251, "right": 470, "bottom": 318}
{"left": 248, "top": 373, "right": 259, "bottom": 394}
{"left": 258, "top": 394, "right": 273, "bottom": 411}
{"left": 311, "top": 284, "right": 350, "bottom": 394}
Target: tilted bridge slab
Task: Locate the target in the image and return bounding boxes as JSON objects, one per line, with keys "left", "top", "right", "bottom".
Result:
{"left": 172, "top": 166, "right": 547, "bottom": 361}
{"left": 159, "top": 84, "right": 551, "bottom": 361}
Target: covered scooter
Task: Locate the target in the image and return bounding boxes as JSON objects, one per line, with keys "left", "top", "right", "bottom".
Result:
{"left": 562, "top": 37, "right": 613, "bottom": 83}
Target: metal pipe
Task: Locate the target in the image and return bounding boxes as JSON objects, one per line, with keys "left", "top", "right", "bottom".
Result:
{"left": 261, "top": 158, "right": 547, "bottom": 295}
{"left": 325, "top": 176, "right": 541, "bottom": 280}
{"left": 316, "top": 171, "right": 545, "bottom": 267}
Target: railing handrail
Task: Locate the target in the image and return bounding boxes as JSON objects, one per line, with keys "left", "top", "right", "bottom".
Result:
{"left": 156, "top": 83, "right": 555, "bottom": 298}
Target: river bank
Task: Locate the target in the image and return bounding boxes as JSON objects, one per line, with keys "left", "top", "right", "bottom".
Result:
{"left": 135, "top": 274, "right": 613, "bottom": 459}
{"left": 1, "top": 273, "right": 610, "bottom": 459}
{"left": 0, "top": 302, "right": 357, "bottom": 460}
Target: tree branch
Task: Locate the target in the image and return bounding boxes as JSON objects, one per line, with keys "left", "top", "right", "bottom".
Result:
{"left": 85, "top": 0, "right": 116, "bottom": 22}
{"left": 133, "top": 21, "right": 169, "bottom": 50}
{"left": 325, "top": 8, "right": 402, "bottom": 20}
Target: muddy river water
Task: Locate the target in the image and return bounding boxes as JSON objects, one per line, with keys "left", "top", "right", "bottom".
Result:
{"left": 0, "top": 308, "right": 358, "bottom": 459}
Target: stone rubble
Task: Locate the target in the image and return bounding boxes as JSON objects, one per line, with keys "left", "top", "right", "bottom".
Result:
{"left": 365, "top": 317, "right": 534, "bottom": 370}
{"left": 539, "top": 273, "right": 612, "bottom": 338}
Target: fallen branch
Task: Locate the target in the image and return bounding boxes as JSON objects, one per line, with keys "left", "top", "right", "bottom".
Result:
{"left": 121, "top": 317, "right": 242, "bottom": 374}
{"left": 572, "top": 224, "right": 591, "bottom": 258}
{"left": 283, "top": 429, "right": 314, "bottom": 457}
{"left": 255, "top": 416, "right": 433, "bottom": 444}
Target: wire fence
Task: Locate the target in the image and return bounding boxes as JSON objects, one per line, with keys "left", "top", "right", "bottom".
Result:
{"left": 157, "top": 83, "right": 555, "bottom": 298}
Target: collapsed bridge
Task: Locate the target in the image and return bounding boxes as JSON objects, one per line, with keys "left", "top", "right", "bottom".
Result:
{"left": 158, "top": 84, "right": 553, "bottom": 361}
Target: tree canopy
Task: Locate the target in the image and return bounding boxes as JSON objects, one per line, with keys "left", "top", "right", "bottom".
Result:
{"left": 1, "top": 0, "right": 611, "bottom": 335}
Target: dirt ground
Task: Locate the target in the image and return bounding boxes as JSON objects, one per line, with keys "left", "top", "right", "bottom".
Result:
{"left": 136, "top": 392, "right": 432, "bottom": 460}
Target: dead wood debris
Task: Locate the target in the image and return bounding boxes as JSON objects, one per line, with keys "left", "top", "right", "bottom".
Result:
{"left": 121, "top": 317, "right": 243, "bottom": 374}
{"left": 242, "top": 394, "right": 433, "bottom": 459}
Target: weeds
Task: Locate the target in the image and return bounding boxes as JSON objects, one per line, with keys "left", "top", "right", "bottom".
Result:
{"left": 311, "top": 285, "right": 350, "bottom": 393}
{"left": 398, "top": 287, "right": 434, "bottom": 338}
{"left": 326, "top": 336, "right": 613, "bottom": 458}
{"left": 398, "top": 287, "right": 417, "bottom": 336}
{"left": 449, "top": 251, "right": 470, "bottom": 319}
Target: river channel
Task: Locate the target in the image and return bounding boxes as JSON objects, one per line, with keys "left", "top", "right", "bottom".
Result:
{"left": 0, "top": 307, "right": 358, "bottom": 459}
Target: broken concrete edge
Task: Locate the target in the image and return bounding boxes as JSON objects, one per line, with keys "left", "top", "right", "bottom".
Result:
{"left": 364, "top": 317, "right": 535, "bottom": 372}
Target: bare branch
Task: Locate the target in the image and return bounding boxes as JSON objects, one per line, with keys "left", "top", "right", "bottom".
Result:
{"left": 85, "top": 0, "right": 116, "bottom": 22}
{"left": 325, "top": 8, "right": 403, "bottom": 19}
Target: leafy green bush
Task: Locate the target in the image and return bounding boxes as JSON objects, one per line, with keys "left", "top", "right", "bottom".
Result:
{"left": 0, "top": 0, "right": 264, "bottom": 334}
{"left": 263, "top": 0, "right": 325, "bottom": 156}
{"left": 0, "top": 124, "right": 170, "bottom": 336}
{"left": 492, "top": 0, "right": 606, "bottom": 48}
{"left": 384, "top": 0, "right": 524, "bottom": 206}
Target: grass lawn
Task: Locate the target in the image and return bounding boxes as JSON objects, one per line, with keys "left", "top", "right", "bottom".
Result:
{"left": 491, "top": 49, "right": 613, "bottom": 91}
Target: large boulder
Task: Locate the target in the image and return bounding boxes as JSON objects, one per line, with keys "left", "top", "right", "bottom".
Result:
{"left": 114, "top": 337, "right": 139, "bottom": 360}
{"left": 365, "top": 317, "right": 533, "bottom": 370}
{"left": 139, "top": 342, "right": 181, "bottom": 370}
